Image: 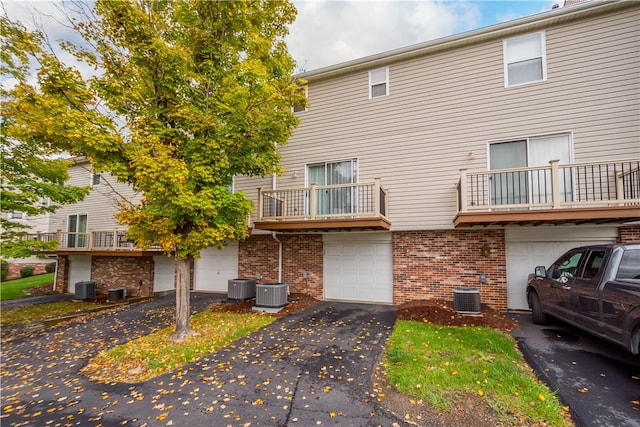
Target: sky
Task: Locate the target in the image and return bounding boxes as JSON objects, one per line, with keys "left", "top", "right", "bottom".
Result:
{"left": 2, "top": 0, "right": 558, "bottom": 73}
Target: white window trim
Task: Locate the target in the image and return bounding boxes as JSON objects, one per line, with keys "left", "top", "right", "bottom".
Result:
{"left": 305, "top": 158, "right": 359, "bottom": 186}
{"left": 503, "top": 31, "right": 547, "bottom": 88}
{"left": 292, "top": 86, "right": 308, "bottom": 113}
{"left": 369, "top": 67, "right": 389, "bottom": 99}
{"left": 486, "top": 131, "right": 575, "bottom": 165}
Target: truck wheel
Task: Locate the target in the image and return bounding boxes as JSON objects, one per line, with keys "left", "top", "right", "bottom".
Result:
{"left": 530, "top": 291, "right": 547, "bottom": 325}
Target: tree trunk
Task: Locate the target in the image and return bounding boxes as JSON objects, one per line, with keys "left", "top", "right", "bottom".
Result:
{"left": 170, "top": 256, "right": 196, "bottom": 343}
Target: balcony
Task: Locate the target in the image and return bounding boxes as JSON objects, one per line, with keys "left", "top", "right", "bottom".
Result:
{"left": 24, "top": 230, "right": 163, "bottom": 255}
{"left": 254, "top": 178, "right": 390, "bottom": 232}
{"left": 455, "top": 159, "right": 640, "bottom": 227}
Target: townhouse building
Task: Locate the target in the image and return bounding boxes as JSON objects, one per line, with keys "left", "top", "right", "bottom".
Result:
{"left": 45, "top": 0, "right": 639, "bottom": 310}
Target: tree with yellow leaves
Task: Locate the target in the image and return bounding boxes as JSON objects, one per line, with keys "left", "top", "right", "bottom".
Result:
{"left": 1, "top": 0, "right": 305, "bottom": 342}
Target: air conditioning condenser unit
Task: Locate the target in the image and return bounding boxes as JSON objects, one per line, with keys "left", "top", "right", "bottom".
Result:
{"left": 255, "top": 283, "right": 288, "bottom": 308}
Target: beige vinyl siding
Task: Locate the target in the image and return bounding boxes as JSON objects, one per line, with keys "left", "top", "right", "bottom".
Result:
{"left": 49, "top": 162, "right": 139, "bottom": 233}
{"left": 234, "top": 6, "right": 639, "bottom": 231}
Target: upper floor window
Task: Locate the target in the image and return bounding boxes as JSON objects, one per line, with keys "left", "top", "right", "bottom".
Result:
{"left": 11, "top": 211, "right": 25, "bottom": 219}
{"left": 503, "top": 32, "right": 546, "bottom": 87}
{"left": 91, "top": 173, "right": 102, "bottom": 186}
{"left": 369, "top": 67, "right": 388, "bottom": 99}
{"left": 293, "top": 86, "right": 308, "bottom": 113}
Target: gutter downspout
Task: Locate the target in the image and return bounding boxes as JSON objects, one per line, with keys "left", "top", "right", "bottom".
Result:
{"left": 272, "top": 232, "right": 282, "bottom": 283}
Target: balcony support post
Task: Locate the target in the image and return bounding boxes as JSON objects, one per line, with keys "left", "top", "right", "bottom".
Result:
{"left": 87, "top": 229, "right": 94, "bottom": 250}
{"left": 113, "top": 229, "right": 118, "bottom": 250}
{"left": 310, "top": 183, "right": 317, "bottom": 220}
{"left": 459, "top": 169, "right": 468, "bottom": 212}
{"left": 257, "top": 187, "right": 263, "bottom": 221}
{"left": 615, "top": 171, "right": 624, "bottom": 206}
{"left": 549, "top": 160, "right": 560, "bottom": 208}
{"left": 374, "top": 177, "right": 381, "bottom": 217}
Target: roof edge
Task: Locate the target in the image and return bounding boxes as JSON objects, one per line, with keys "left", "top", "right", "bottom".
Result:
{"left": 299, "top": 0, "right": 634, "bottom": 81}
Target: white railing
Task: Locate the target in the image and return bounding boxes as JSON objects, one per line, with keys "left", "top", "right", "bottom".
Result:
{"left": 22, "top": 230, "right": 162, "bottom": 252}
{"left": 257, "top": 178, "right": 389, "bottom": 221}
{"left": 457, "top": 159, "right": 640, "bottom": 212}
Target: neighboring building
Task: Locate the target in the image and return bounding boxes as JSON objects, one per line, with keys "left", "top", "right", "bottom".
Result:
{"left": 41, "top": 1, "right": 639, "bottom": 310}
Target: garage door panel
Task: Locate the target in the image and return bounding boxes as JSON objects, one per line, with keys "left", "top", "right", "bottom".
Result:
{"left": 324, "top": 234, "right": 392, "bottom": 303}
{"left": 506, "top": 229, "right": 617, "bottom": 310}
{"left": 194, "top": 243, "right": 238, "bottom": 292}
{"left": 153, "top": 256, "right": 175, "bottom": 292}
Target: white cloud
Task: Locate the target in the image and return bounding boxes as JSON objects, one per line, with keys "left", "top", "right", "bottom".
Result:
{"left": 287, "top": 0, "right": 482, "bottom": 71}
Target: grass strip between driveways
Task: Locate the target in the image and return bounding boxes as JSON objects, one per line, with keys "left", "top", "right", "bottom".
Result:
{"left": 80, "top": 311, "right": 274, "bottom": 383}
{"left": 385, "top": 320, "right": 571, "bottom": 426}
{"left": 0, "top": 273, "right": 55, "bottom": 300}
{"left": 1, "top": 300, "right": 109, "bottom": 326}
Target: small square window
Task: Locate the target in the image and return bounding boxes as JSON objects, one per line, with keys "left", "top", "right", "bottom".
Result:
{"left": 369, "top": 67, "right": 389, "bottom": 99}
{"left": 503, "top": 32, "right": 546, "bottom": 87}
{"left": 293, "top": 86, "right": 308, "bottom": 113}
{"left": 91, "top": 173, "right": 101, "bottom": 186}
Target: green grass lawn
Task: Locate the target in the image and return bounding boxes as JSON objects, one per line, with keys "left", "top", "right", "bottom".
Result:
{"left": 385, "top": 320, "right": 571, "bottom": 426}
{"left": 0, "top": 300, "right": 109, "bottom": 326}
{"left": 0, "top": 273, "right": 55, "bottom": 301}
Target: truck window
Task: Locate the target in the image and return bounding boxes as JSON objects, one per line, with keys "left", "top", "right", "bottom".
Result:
{"left": 551, "top": 250, "right": 585, "bottom": 279}
{"left": 582, "top": 250, "right": 605, "bottom": 279}
{"left": 616, "top": 249, "right": 640, "bottom": 281}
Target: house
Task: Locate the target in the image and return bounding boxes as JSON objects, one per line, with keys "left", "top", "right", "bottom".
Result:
{"left": 42, "top": 0, "right": 639, "bottom": 310}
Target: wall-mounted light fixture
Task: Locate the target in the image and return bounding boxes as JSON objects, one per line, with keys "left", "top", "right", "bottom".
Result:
{"left": 481, "top": 243, "right": 491, "bottom": 257}
{"left": 292, "top": 170, "right": 299, "bottom": 179}
{"left": 468, "top": 151, "right": 475, "bottom": 160}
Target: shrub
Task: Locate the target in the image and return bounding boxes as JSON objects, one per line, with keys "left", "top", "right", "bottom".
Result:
{"left": 20, "top": 265, "right": 35, "bottom": 278}
{"left": 1, "top": 260, "right": 8, "bottom": 281}
{"left": 45, "top": 262, "right": 57, "bottom": 273}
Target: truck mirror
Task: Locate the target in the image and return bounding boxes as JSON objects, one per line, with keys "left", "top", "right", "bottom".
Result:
{"left": 534, "top": 266, "right": 547, "bottom": 278}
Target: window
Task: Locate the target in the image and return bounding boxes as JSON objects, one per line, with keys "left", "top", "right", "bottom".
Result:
{"left": 293, "top": 86, "right": 307, "bottom": 113}
{"left": 11, "top": 212, "right": 25, "bottom": 219}
{"left": 91, "top": 173, "right": 102, "bottom": 186}
{"left": 67, "top": 214, "right": 88, "bottom": 248}
{"left": 616, "top": 249, "right": 640, "bottom": 281}
{"left": 503, "top": 32, "right": 546, "bottom": 87}
{"left": 551, "top": 249, "right": 585, "bottom": 280}
{"left": 369, "top": 67, "right": 388, "bottom": 99}
{"left": 225, "top": 176, "right": 234, "bottom": 194}
{"left": 307, "top": 159, "right": 357, "bottom": 216}
{"left": 489, "top": 134, "right": 572, "bottom": 206}
{"left": 582, "top": 250, "right": 605, "bottom": 279}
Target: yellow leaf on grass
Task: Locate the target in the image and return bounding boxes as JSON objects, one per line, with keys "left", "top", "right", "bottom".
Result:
{"left": 478, "top": 389, "right": 484, "bottom": 397}
{"left": 538, "top": 394, "right": 546, "bottom": 402}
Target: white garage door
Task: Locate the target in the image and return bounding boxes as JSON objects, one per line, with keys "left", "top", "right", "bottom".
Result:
{"left": 194, "top": 243, "right": 239, "bottom": 292}
{"left": 153, "top": 256, "right": 175, "bottom": 292}
{"left": 324, "top": 233, "right": 393, "bottom": 303}
{"left": 67, "top": 255, "right": 91, "bottom": 294}
{"left": 506, "top": 227, "right": 617, "bottom": 310}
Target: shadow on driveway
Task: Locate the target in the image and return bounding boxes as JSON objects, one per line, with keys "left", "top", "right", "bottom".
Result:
{"left": 1, "top": 294, "right": 399, "bottom": 426}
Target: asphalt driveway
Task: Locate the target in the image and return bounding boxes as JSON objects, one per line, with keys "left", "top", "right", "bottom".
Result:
{"left": 510, "top": 313, "right": 640, "bottom": 427}
{"left": 1, "top": 293, "right": 399, "bottom": 426}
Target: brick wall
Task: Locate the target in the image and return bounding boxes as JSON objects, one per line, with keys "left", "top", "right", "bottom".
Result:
{"left": 618, "top": 225, "right": 640, "bottom": 243}
{"left": 55, "top": 255, "right": 69, "bottom": 293}
{"left": 91, "top": 256, "right": 154, "bottom": 297}
{"left": 238, "top": 234, "right": 323, "bottom": 299}
{"left": 392, "top": 229, "right": 507, "bottom": 310}
{"left": 5, "top": 263, "right": 51, "bottom": 281}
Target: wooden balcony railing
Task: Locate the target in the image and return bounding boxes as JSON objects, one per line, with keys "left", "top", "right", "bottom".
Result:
{"left": 22, "top": 230, "right": 162, "bottom": 252}
{"left": 257, "top": 178, "right": 389, "bottom": 223}
{"left": 456, "top": 159, "right": 640, "bottom": 224}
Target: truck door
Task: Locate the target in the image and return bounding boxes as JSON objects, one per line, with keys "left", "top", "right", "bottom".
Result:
{"left": 546, "top": 248, "right": 586, "bottom": 320}
{"left": 602, "top": 249, "right": 640, "bottom": 347}
{"left": 570, "top": 248, "right": 608, "bottom": 336}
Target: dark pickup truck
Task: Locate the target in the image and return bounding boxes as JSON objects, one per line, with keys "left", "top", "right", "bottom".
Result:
{"left": 527, "top": 243, "right": 640, "bottom": 354}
